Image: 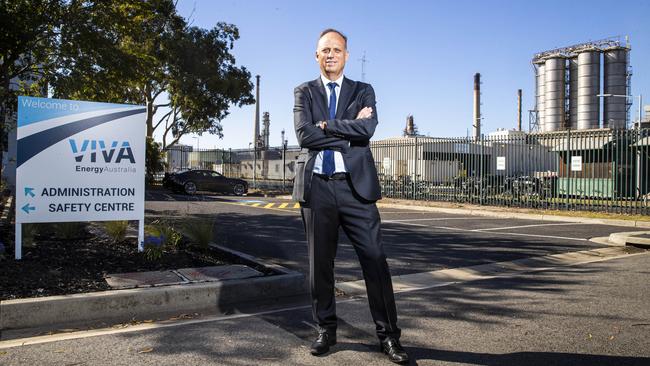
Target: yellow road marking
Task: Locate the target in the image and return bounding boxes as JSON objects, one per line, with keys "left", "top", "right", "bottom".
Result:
{"left": 251, "top": 203, "right": 262, "bottom": 207}
{"left": 294, "top": 203, "right": 301, "bottom": 209}
{"left": 264, "top": 203, "right": 275, "bottom": 208}
{"left": 279, "top": 203, "right": 289, "bottom": 209}
{"left": 221, "top": 201, "right": 300, "bottom": 214}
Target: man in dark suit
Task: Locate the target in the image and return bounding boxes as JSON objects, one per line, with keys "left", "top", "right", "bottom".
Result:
{"left": 292, "top": 28, "right": 409, "bottom": 364}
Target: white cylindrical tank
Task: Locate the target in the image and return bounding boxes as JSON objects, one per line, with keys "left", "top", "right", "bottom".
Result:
{"left": 603, "top": 47, "right": 628, "bottom": 129}
{"left": 577, "top": 50, "right": 600, "bottom": 129}
{"left": 544, "top": 57, "right": 565, "bottom": 132}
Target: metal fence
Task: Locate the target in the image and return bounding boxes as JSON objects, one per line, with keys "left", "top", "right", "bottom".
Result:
{"left": 372, "top": 129, "right": 650, "bottom": 215}
{"left": 163, "top": 128, "right": 650, "bottom": 214}
{"left": 163, "top": 145, "right": 301, "bottom": 191}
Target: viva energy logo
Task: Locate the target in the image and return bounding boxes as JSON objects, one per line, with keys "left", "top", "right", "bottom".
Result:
{"left": 69, "top": 139, "right": 136, "bottom": 164}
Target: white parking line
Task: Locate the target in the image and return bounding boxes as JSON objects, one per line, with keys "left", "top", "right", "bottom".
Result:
{"left": 384, "top": 221, "right": 588, "bottom": 241}
{"left": 478, "top": 222, "right": 588, "bottom": 231}
{"left": 383, "top": 217, "right": 491, "bottom": 223}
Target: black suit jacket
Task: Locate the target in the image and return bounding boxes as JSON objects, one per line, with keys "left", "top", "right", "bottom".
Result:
{"left": 292, "top": 76, "right": 381, "bottom": 203}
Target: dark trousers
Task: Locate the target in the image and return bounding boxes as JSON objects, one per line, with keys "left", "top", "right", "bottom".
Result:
{"left": 301, "top": 174, "right": 401, "bottom": 341}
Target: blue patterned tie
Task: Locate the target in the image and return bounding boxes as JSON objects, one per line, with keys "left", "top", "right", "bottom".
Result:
{"left": 323, "top": 82, "right": 337, "bottom": 176}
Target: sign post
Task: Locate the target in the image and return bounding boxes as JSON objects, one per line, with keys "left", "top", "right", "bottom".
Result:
{"left": 15, "top": 97, "right": 146, "bottom": 259}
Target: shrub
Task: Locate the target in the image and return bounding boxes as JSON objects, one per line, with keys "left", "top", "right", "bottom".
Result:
{"left": 181, "top": 219, "right": 215, "bottom": 250}
{"left": 143, "top": 234, "right": 164, "bottom": 261}
{"left": 104, "top": 221, "right": 129, "bottom": 243}
{"left": 146, "top": 220, "right": 182, "bottom": 250}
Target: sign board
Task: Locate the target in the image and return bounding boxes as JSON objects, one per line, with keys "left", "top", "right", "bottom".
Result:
{"left": 15, "top": 96, "right": 146, "bottom": 259}
{"left": 496, "top": 156, "right": 506, "bottom": 171}
{"left": 383, "top": 157, "right": 392, "bottom": 171}
{"left": 571, "top": 155, "right": 582, "bottom": 171}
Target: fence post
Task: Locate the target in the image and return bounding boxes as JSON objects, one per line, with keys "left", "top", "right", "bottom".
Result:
{"left": 476, "top": 134, "right": 485, "bottom": 206}
{"left": 413, "top": 136, "right": 418, "bottom": 200}
{"left": 566, "top": 128, "right": 571, "bottom": 210}
{"left": 282, "top": 142, "right": 287, "bottom": 192}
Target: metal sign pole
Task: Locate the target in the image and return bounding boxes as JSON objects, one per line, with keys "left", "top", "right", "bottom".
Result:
{"left": 138, "top": 219, "right": 144, "bottom": 252}
{"left": 15, "top": 222, "right": 22, "bottom": 260}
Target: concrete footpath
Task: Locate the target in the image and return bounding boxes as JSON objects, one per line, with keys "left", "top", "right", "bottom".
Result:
{"left": 1, "top": 249, "right": 649, "bottom": 365}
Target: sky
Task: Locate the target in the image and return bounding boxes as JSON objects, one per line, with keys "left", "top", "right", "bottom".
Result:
{"left": 161, "top": 0, "right": 650, "bottom": 150}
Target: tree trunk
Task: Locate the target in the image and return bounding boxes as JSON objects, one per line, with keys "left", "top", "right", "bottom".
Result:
{"left": 146, "top": 97, "right": 154, "bottom": 138}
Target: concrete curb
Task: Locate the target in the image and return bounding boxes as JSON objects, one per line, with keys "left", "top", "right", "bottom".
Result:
{"left": 1, "top": 245, "right": 306, "bottom": 331}
{"left": 376, "top": 202, "right": 650, "bottom": 228}
{"left": 608, "top": 231, "right": 650, "bottom": 248}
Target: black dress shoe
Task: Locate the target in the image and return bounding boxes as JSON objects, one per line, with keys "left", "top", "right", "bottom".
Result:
{"left": 310, "top": 331, "right": 337, "bottom": 355}
{"left": 380, "top": 338, "right": 410, "bottom": 364}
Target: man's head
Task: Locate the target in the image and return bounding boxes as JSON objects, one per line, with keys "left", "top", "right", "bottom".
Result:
{"left": 315, "top": 29, "right": 349, "bottom": 80}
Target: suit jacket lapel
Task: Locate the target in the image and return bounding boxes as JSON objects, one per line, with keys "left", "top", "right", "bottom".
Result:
{"left": 309, "top": 78, "right": 329, "bottom": 120}
{"left": 336, "top": 77, "right": 355, "bottom": 119}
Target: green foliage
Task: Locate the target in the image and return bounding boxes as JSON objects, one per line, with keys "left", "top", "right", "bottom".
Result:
{"left": 47, "top": 0, "right": 254, "bottom": 148}
{"left": 181, "top": 219, "right": 215, "bottom": 250}
{"left": 104, "top": 221, "right": 129, "bottom": 243}
{"left": 146, "top": 137, "right": 166, "bottom": 185}
{"left": 143, "top": 243, "right": 164, "bottom": 261}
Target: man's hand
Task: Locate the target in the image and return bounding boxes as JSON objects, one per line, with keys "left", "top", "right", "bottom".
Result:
{"left": 318, "top": 121, "right": 327, "bottom": 130}
{"left": 356, "top": 107, "right": 373, "bottom": 119}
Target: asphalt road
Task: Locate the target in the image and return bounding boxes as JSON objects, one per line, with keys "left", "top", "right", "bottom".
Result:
{"left": 2, "top": 249, "right": 649, "bottom": 365}
{"left": 144, "top": 190, "right": 636, "bottom": 282}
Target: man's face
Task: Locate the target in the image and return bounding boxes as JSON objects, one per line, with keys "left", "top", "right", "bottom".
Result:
{"left": 315, "top": 32, "right": 349, "bottom": 79}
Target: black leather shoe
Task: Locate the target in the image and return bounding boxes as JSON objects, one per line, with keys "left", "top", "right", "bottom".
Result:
{"left": 380, "top": 338, "right": 410, "bottom": 364}
{"left": 310, "top": 330, "right": 336, "bottom": 355}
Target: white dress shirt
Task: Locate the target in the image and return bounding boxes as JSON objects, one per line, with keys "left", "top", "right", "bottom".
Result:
{"left": 313, "top": 74, "right": 347, "bottom": 174}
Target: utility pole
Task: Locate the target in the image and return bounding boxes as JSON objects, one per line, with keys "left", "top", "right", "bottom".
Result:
{"left": 517, "top": 89, "right": 522, "bottom": 131}
{"left": 358, "top": 51, "right": 368, "bottom": 82}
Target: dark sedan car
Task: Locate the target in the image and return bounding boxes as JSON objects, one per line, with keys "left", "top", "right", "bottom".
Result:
{"left": 163, "top": 170, "right": 248, "bottom": 195}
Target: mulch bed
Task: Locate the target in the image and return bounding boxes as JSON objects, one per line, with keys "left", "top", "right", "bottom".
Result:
{"left": 0, "top": 222, "right": 244, "bottom": 301}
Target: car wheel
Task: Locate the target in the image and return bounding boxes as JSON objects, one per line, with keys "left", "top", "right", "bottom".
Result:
{"left": 232, "top": 183, "right": 245, "bottom": 196}
{"left": 184, "top": 181, "right": 197, "bottom": 195}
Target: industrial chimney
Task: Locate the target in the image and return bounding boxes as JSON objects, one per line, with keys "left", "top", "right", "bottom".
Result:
{"left": 473, "top": 73, "right": 481, "bottom": 140}
{"left": 262, "top": 112, "right": 270, "bottom": 149}
{"left": 253, "top": 75, "right": 260, "bottom": 148}
{"left": 517, "top": 89, "right": 522, "bottom": 131}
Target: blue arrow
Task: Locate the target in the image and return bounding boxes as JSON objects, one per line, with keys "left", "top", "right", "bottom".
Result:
{"left": 22, "top": 204, "right": 36, "bottom": 214}
{"left": 24, "top": 187, "right": 35, "bottom": 197}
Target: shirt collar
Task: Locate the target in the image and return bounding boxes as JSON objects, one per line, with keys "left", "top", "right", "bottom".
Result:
{"left": 320, "top": 74, "right": 344, "bottom": 89}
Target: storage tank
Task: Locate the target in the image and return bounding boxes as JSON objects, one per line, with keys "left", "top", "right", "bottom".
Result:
{"left": 544, "top": 56, "right": 565, "bottom": 131}
{"left": 534, "top": 61, "right": 546, "bottom": 131}
{"left": 603, "top": 47, "right": 628, "bottom": 129}
{"left": 577, "top": 50, "right": 600, "bottom": 129}
{"left": 568, "top": 57, "right": 578, "bottom": 129}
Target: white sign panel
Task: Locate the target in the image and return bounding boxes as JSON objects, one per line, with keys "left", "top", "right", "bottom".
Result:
{"left": 496, "top": 156, "right": 506, "bottom": 171}
{"left": 571, "top": 155, "right": 583, "bottom": 171}
{"left": 15, "top": 97, "right": 146, "bottom": 258}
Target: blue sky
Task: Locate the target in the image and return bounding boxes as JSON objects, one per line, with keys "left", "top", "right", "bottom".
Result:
{"left": 164, "top": 0, "right": 650, "bottom": 149}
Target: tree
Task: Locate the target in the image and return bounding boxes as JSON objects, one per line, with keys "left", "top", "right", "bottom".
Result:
{"left": 51, "top": 0, "right": 254, "bottom": 149}
{"left": 0, "top": 0, "right": 64, "bottom": 178}
{"left": 159, "top": 24, "right": 255, "bottom": 148}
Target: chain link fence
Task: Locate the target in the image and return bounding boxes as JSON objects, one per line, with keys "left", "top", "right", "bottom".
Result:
{"left": 162, "top": 128, "right": 650, "bottom": 214}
